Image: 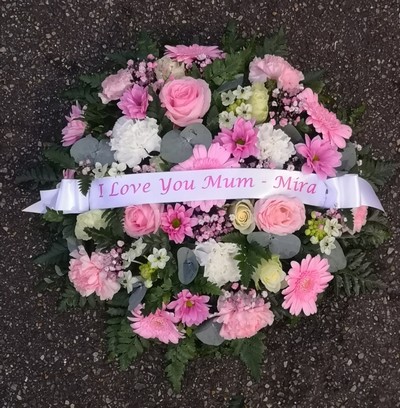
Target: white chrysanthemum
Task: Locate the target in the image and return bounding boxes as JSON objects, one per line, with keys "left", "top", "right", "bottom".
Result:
{"left": 219, "top": 111, "right": 236, "bottom": 129}
{"left": 257, "top": 123, "right": 296, "bottom": 168}
{"left": 110, "top": 116, "right": 161, "bottom": 167}
{"left": 75, "top": 210, "right": 107, "bottom": 241}
{"left": 193, "top": 240, "right": 241, "bottom": 287}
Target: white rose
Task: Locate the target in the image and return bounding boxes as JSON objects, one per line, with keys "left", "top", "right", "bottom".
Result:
{"left": 75, "top": 210, "right": 107, "bottom": 240}
{"left": 154, "top": 56, "right": 185, "bottom": 82}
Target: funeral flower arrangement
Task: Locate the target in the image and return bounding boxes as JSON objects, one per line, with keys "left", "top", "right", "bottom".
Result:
{"left": 19, "top": 26, "right": 395, "bottom": 390}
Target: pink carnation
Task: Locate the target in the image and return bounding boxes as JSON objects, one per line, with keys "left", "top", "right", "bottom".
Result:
{"left": 214, "top": 117, "right": 259, "bottom": 159}
{"left": 117, "top": 84, "right": 149, "bottom": 119}
{"left": 215, "top": 289, "right": 274, "bottom": 340}
{"left": 68, "top": 246, "right": 121, "bottom": 301}
{"left": 129, "top": 305, "right": 184, "bottom": 344}
{"left": 351, "top": 206, "right": 368, "bottom": 233}
{"left": 168, "top": 289, "right": 210, "bottom": 326}
{"left": 160, "top": 203, "right": 198, "bottom": 244}
{"left": 61, "top": 102, "right": 86, "bottom": 147}
{"left": 164, "top": 44, "right": 224, "bottom": 64}
{"left": 282, "top": 254, "right": 333, "bottom": 316}
{"left": 171, "top": 144, "right": 240, "bottom": 211}
{"left": 98, "top": 68, "right": 132, "bottom": 104}
{"left": 296, "top": 135, "right": 342, "bottom": 180}
{"left": 249, "top": 55, "right": 304, "bottom": 95}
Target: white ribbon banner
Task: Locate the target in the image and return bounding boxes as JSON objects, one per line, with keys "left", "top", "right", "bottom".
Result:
{"left": 23, "top": 169, "right": 384, "bottom": 214}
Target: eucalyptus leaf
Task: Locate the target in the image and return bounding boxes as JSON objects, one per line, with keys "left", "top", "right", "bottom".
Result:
{"left": 338, "top": 143, "right": 357, "bottom": 172}
{"left": 281, "top": 124, "right": 304, "bottom": 143}
{"left": 128, "top": 283, "right": 147, "bottom": 311}
{"left": 66, "top": 236, "right": 80, "bottom": 253}
{"left": 269, "top": 234, "right": 301, "bottom": 259}
{"left": 216, "top": 74, "right": 244, "bottom": 93}
{"left": 247, "top": 232, "right": 272, "bottom": 247}
{"left": 180, "top": 124, "right": 212, "bottom": 149}
{"left": 177, "top": 247, "right": 199, "bottom": 285}
{"left": 95, "top": 139, "right": 115, "bottom": 165}
{"left": 160, "top": 130, "right": 193, "bottom": 163}
{"left": 195, "top": 320, "right": 225, "bottom": 346}
{"left": 70, "top": 135, "right": 99, "bottom": 164}
{"left": 322, "top": 240, "right": 347, "bottom": 272}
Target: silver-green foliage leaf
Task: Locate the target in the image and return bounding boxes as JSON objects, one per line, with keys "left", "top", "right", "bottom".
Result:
{"left": 128, "top": 283, "right": 147, "bottom": 311}
{"left": 160, "top": 130, "right": 193, "bottom": 163}
{"left": 177, "top": 247, "right": 199, "bottom": 285}
{"left": 322, "top": 240, "right": 347, "bottom": 272}
{"left": 268, "top": 234, "right": 301, "bottom": 259}
{"left": 70, "top": 135, "right": 114, "bottom": 165}
{"left": 195, "top": 320, "right": 225, "bottom": 346}
{"left": 338, "top": 142, "right": 357, "bottom": 172}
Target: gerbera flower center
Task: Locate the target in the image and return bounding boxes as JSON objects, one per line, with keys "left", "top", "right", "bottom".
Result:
{"left": 300, "top": 277, "right": 313, "bottom": 292}
{"left": 185, "top": 300, "right": 194, "bottom": 308}
{"left": 171, "top": 218, "right": 181, "bottom": 229}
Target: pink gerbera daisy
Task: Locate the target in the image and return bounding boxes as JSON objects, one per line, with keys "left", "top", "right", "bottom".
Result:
{"left": 168, "top": 289, "right": 210, "bottom": 326}
{"left": 171, "top": 144, "right": 240, "bottom": 211}
{"left": 282, "top": 254, "right": 333, "bottom": 316}
{"left": 164, "top": 44, "right": 224, "bottom": 64}
{"left": 296, "top": 135, "right": 341, "bottom": 180}
{"left": 61, "top": 102, "right": 86, "bottom": 146}
{"left": 129, "top": 305, "right": 184, "bottom": 344}
{"left": 214, "top": 117, "right": 259, "bottom": 159}
{"left": 160, "top": 203, "right": 198, "bottom": 244}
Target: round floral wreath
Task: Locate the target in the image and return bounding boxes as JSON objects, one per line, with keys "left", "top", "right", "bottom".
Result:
{"left": 22, "top": 27, "right": 393, "bottom": 390}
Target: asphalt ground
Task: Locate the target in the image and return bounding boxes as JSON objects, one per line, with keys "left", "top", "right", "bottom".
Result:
{"left": 1, "top": 1, "right": 400, "bottom": 407}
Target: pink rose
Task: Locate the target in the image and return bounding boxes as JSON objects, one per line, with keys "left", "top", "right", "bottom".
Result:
{"left": 254, "top": 195, "right": 306, "bottom": 235}
{"left": 68, "top": 247, "right": 120, "bottom": 301}
{"left": 99, "top": 69, "right": 133, "bottom": 104}
{"left": 159, "top": 77, "right": 211, "bottom": 127}
{"left": 124, "top": 204, "right": 162, "bottom": 237}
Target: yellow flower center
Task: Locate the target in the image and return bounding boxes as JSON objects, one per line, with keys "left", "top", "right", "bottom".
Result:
{"left": 171, "top": 218, "right": 181, "bottom": 228}
{"left": 185, "top": 300, "right": 194, "bottom": 308}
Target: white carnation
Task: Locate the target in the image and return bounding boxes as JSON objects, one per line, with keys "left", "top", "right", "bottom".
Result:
{"left": 75, "top": 210, "right": 107, "bottom": 240}
{"left": 257, "top": 123, "right": 296, "bottom": 168}
{"left": 193, "top": 240, "right": 241, "bottom": 287}
{"left": 110, "top": 116, "right": 161, "bottom": 167}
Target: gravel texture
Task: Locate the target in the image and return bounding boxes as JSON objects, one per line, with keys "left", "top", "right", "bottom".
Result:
{"left": 1, "top": 0, "right": 400, "bottom": 407}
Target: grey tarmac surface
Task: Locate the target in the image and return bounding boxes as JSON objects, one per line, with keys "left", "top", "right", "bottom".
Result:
{"left": 1, "top": 0, "right": 400, "bottom": 407}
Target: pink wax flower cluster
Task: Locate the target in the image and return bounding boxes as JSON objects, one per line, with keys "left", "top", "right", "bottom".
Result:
{"left": 172, "top": 144, "right": 240, "bottom": 212}
{"left": 254, "top": 195, "right": 306, "bottom": 235}
{"left": 168, "top": 289, "right": 210, "bottom": 326}
{"left": 129, "top": 305, "right": 183, "bottom": 344}
{"left": 249, "top": 54, "right": 304, "bottom": 95}
{"left": 215, "top": 288, "right": 274, "bottom": 340}
{"left": 164, "top": 44, "right": 224, "bottom": 66}
{"left": 117, "top": 84, "right": 150, "bottom": 119}
{"left": 68, "top": 246, "right": 121, "bottom": 300}
{"left": 159, "top": 77, "right": 211, "bottom": 127}
{"left": 61, "top": 102, "right": 86, "bottom": 147}
{"left": 298, "top": 88, "right": 352, "bottom": 149}
{"left": 98, "top": 68, "right": 133, "bottom": 104}
{"left": 296, "top": 135, "right": 342, "bottom": 180}
{"left": 282, "top": 254, "right": 333, "bottom": 316}
{"left": 160, "top": 203, "right": 198, "bottom": 244}
{"left": 214, "top": 117, "right": 259, "bottom": 159}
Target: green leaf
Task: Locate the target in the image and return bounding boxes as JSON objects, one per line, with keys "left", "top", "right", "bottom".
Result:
{"left": 44, "top": 146, "right": 75, "bottom": 169}
{"left": 102, "top": 208, "right": 124, "bottom": 239}
{"left": 34, "top": 240, "right": 69, "bottom": 266}
{"left": 15, "top": 165, "right": 59, "bottom": 186}
{"left": 84, "top": 226, "right": 117, "bottom": 249}
{"left": 79, "top": 72, "right": 107, "bottom": 88}
{"left": 188, "top": 275, "right": 221, "bottom": 296}
{"left": 165, "top": 337, "right": 197, "bottom": 391}
{"left": 302, "top": 70, "right": 325, "bottom": 93}
{"left": 78, "top": 175, "right": 93, "bottom": 196}
{"left": 222, "top": 20, "right": 247, "bottom": 53}
{"left": 257, "top": 27, "right": 287, "bottom": 57}
{"left": 135, "top": 31, "right": 159, "bottom": 60}
{"left": 358, "top": 157, "right": 397, "bottom": 191}
{"left": 43, "top": 208, "right": 64, "bottom": 223}
{"left": 231, "top": 332, "right": 266, "bottom": 380}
